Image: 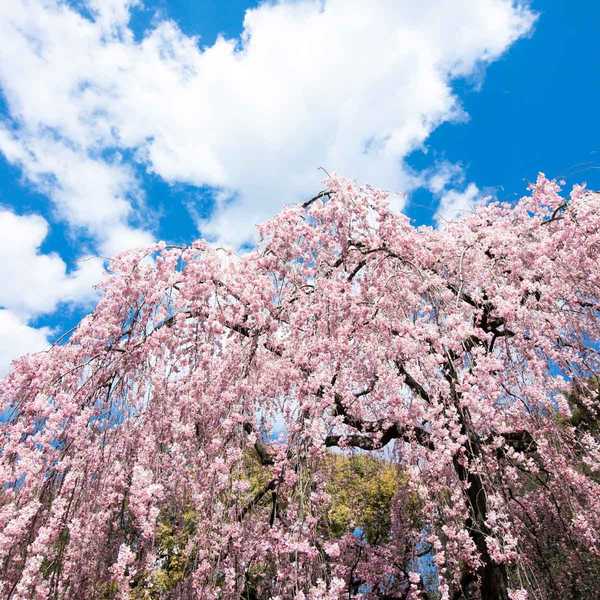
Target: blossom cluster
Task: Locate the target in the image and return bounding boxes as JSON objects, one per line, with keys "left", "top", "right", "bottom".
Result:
{"left": 1, "top": 174, "right": 599, "bottom": 598}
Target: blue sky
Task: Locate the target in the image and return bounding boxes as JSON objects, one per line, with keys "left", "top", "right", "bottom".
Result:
{"left": 0, "top": 0, "right": 598, "bottom": 373}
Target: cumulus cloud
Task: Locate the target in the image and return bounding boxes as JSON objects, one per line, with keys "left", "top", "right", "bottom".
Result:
{"left": 0, "top": 127, "right": 153, "bottom": 256}
{"left": 0, "top": 0, "right": 535, "bottom": 247}
{"left": 0, "top": 0, "right": 536, "bottom": 371}
{"left": 434, "top": 182, "right": 488, "bottom": 225}
{"left": 0, "top": 309, "right": 51, "bottom": 377}
{"left": 427, "top": 162, "right": 467, "bottom": 195}
{"left": 0, "top": 209, "right": 106, "bottom": 373}
{"left": 0, "top": 209, "right": 104, "bottom": 319}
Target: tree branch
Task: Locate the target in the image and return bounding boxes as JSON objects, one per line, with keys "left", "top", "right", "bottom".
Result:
{"left": 394, "top": 361, "right": 431, "bottom": 404}
{"left": 243, "top": 422, "right": 275, "bottom": 466}
{"left": 302, "top": 190, "right": 332, "bottom": 208}
{"left": 238, "top": 478, "right": 276, "bottom": 521}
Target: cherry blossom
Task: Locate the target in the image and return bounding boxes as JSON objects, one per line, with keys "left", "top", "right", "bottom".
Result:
{"left": 1, "top": 174, "right": 599, "bottom": 599}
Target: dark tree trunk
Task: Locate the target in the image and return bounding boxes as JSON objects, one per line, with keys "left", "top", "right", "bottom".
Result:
{"left": 453, "top": 449, "right": 509, "bottom": 600}
{"left": 480, "top": 560, "right": 509, "bottom": 600}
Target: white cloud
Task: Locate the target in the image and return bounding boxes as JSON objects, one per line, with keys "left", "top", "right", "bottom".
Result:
{"left": 0, "top": 209, "right": 104, "bottom": 319}
{"left": 101, "top": 222, "right": 155, "bottom": 256}
{"left": 87, "top": 0, "right": 141, "bottom": 33}
{"left": 0, "top": 0, "right": 536, "bottom": 371}
{"left": 0, "top": 209, "right": 106, "bottom": 374}
{"left": 0, "top": 126, "right": 153, "bottom": 257}
{"left": 0, "top": 0, "right": 535, "bottom": 247}
{"left": 434, "top": 182, "right": 486, "bottom": 225}
{"left": 0, "top": 310, "right": 51, "bottom": 377}
{"left": 427, "top": 162, "right": 466, "bottom": 195}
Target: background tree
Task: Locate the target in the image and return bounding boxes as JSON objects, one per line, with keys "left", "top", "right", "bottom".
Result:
{"left": 1, "top": 174, "right": 599, "bottom": 600}
{"left": 509, "top": 377, "right": 600, "bottom": 599}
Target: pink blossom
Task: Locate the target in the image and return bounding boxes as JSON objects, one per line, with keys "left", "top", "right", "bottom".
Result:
{"left": 0, "top": 174, "right": 599, "bottom": 597}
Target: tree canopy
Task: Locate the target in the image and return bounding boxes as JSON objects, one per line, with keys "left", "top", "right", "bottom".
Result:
{"left": 1, "top": 174, "right": 599, "bottom": 600}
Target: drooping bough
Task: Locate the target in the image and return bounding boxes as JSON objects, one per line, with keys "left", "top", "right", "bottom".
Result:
{"left": 1, "top": 174, "right": 599, "bottom": 599}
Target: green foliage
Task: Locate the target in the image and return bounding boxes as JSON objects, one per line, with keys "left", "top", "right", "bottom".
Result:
{"left": 323, "top": 453, "right": 408, "bottom": 545}
{"left": 97, "top": 581, "right": 119, "bottom": 600}
{"left": 566, "top": 376, "right": 600, "bottom": 437}
{"left": 126, "top": 451, "right": 416, "bottom": 597}
{"left": 40, "top": 527, "right": 69, "bottom": 581}
{"left": 130, "top": 508, "right": 197, "bottom": 599}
